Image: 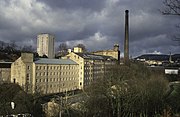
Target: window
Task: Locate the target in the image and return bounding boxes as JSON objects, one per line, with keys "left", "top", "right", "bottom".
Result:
{"left": 27, "top": 66, "right": 30, "bottom": 70}
{"left": 26, "top": 74, "right": 30, "bottom": 81}
{"left": 13, "top": 79, "right": 16, "bottom": 83}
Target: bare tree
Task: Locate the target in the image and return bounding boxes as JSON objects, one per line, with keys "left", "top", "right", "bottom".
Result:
{"left": 82, "top": 63, "right": 169, "bottom": 116}
{"left": 4, "top": 40, "right": 18, "bottom": 53}
{"left": 9, "top": 40, "right": 17, "bottom": 50}
{"left": 161, "top": 0, "right": 180, "bottom": 43}
{"left": 58, "top": 43, "right": 68, "bottom": 51}
{"left": 76, "top": 43, "right": 87, "bottom": 52}
{"left": 161, "top": 0, "right": 180, "bottom": 16}
{"left": 20, "top": 45, "right": 35, "bottom": 52}
{"left": 57, "top": 43, "right": 68, "bottom": 57}
{"left": 0, "top": 41, "right": 5, "bottom": 51}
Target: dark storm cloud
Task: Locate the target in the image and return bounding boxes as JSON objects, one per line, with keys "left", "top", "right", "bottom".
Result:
{"left": 37, "top": 0, "right": 106, "bottom": 12}
{"left": 0, "top": 0, "right": 179, "bottom": 56}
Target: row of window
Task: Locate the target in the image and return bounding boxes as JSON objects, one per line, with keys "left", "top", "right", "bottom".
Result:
{"left": 84, "top": 82, "right": 91, "bottom": 86}
{"left": 84, "top": 77, "right": 93, "bottom": 80}
{"left": 84, "top": 66, "right": 104, "bottom": 70}
{"left": 84, "top": 66, "right": 92, "bottom": 70}
{"left": 36, "top": 71, "right": 78, "bottom": 76}
{"left": 36, "top": 77, "right": 77, "bottom": 83}
{"left": 36, "top": 65, "right": 77, "bottom": 70}
{"left": 84, "top": 61, "right": 104, "bottom": 65}
{"left": 84, "top": 72, "right": 93, "bottom": 75}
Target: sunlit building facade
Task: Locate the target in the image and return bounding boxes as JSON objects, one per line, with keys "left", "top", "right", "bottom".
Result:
{"left": 11, "top": 53, "right": 79, "bottom": 94}
{"left": 64, "top": 49, "right": 117, "bottom": 89}
{"left": 37, "top": 33, "right": 55, "bottom": 59}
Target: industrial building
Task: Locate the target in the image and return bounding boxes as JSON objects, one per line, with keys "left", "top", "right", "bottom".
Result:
{"left": 11, "top": 53, "right": 79, "bottom": 94}
{"left": 64, "top": 47, "right": 117, "bottom": 89}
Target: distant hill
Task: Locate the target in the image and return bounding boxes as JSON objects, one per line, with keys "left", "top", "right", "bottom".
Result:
{"left": 135, "top": 54, "right": 180, "bottom": 61}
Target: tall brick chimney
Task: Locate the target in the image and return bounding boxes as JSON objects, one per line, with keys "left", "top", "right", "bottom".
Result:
{"left": 124, "top": 10, "right": 129, "bottom": 65}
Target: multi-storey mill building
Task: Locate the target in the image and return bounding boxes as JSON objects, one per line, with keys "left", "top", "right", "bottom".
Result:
{"left": 64, "top": 47, "right": 117, "bottom": 89}
{"left": 92, "top": 44, "right": 120, "bottom": 63}
{"left": 11, "top": 53, "right": 79, "bottom": 94}
{"left": 37, "top": 33, "right": 55, "bottom": 59}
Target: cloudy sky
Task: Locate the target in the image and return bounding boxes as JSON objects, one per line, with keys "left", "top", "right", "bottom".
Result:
{"left": 0, "top": 0, "right": 179, "bottom": 57}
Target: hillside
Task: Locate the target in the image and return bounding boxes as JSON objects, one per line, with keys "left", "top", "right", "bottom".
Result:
{"left": 135, "top": 54, "right": 180, "bottom": 61}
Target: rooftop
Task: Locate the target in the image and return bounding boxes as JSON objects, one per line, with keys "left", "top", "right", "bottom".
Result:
{"left": 34, "top": 58, "right": 78, "bottom": 65}
{"left": 0, "top": 62, "right": 12, "bottom": 68}
{"left": 75, "top": 53, "right": 116, "bottom": 60}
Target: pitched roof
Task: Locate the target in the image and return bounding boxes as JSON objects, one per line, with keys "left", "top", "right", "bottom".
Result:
{"left": 0, "top": 62, "right": 12, "bottom": 68}
{"left": 34, "top": 58, "right": 78, "bottom": 65}
{"left": 75, "top": 53, "right": 116, "bottom": 60}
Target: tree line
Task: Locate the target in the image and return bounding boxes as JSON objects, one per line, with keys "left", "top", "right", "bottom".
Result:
{"left": 62, "top": 63, "right": 180, "bottom": 117}
{"left": 0, "top": 40, "right": 87, "bottom": 58}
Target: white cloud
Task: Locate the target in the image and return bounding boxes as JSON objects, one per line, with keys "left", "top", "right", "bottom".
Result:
{"left": 65, "top": 32, "right": 113, "bottom": 51}
{"left": 148, "top": 50, "right": 162, "bottom": 55}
